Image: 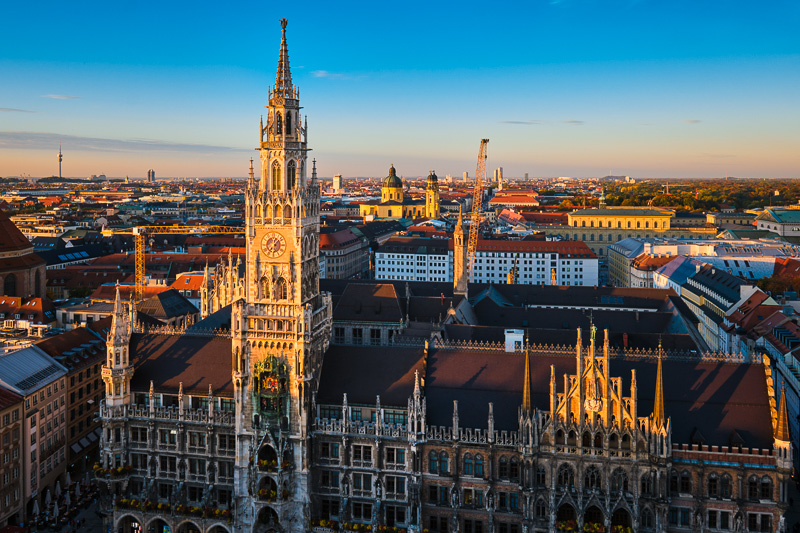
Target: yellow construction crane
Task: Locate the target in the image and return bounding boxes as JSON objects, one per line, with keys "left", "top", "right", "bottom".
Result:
{"left": 467, "top": 139, "right": 489, "bottom": 282}
{"left": 112, "top": 225, "right": 244, "bottom": 300}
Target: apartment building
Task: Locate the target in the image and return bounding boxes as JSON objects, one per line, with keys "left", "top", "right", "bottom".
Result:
{"left": 0, "top": 346, "right": 68, "bottom": 520}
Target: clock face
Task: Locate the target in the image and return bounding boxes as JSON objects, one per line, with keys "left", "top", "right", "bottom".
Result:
{"left": 261, "top": 232, "right": 286, "bottom": 258}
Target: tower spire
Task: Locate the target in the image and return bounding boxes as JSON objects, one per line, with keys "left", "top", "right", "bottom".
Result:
{"left": 775, "top": 382, "right": 791, "bottom": 442}
{"left": 653, "top": 339, "right": 665, "bottom": 427}
{"left": 274, "top": 18, "right": 294, "bottom": 98}
{"left": 522, "top": 333, "right": 532, "bottom": 413}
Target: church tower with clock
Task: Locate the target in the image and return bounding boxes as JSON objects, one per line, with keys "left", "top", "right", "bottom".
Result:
{"left": 233, "top": 18, "right": 332, "bottom": 532}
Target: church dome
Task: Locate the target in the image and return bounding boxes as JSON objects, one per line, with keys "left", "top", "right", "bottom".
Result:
{"left": 383, "top": 165, "right": 403, "bottom": 188}
{"left": 427, "top": 171, "right": 438, "bottom": 184}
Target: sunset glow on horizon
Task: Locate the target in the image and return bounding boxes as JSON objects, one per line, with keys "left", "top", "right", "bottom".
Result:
{"left": 1, "top": 0, "right": 798, "bottom": 180}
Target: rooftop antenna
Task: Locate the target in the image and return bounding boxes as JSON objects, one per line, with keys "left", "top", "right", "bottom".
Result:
{"left": 58, "top": 142, "right": 63, "bottom": 179}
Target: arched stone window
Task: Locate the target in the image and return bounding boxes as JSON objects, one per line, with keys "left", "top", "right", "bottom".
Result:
{"left": 285, "top": 111, "right": 292, "bottom": 132}
{"left": 498, "top": 456, "right": 509, "bottom": 478}
{"left": 534, "top": 499, "right": 547, "bottom": 519}
{"left": 438, "top": 452, "right": 449, "bottom": 474}
{"left": 584, "top": 465, "right": 602, "bottom": 490}
{"left": 275, "top": 278, "right": 288, "bottom": 300}
{"left": 760, "top": 476, "right": 772, "bottom": 500}
{"left": 611, "top": 468, "right": 628, "bottom": 493}
{"left": 428, "top": 451, "right": 439, "bottom": 474}
{"left": 535, "top": 465, "right": 546, "bottom": 486}
{"left": 463, "top": 453, "right": 473, "bottom": 476}
{"left": 276, "top": 114, "right": 282, "bottom": 135}
{"left": 557, "top": 464, "right": 574, "bottom": 489}
{"left": 509, "top": 458, "right": 520, "bottom": 482}
{"left": 708, "top": 474, "right": 719, "bottom": 498}
{"left": 287, "top": 161, "right": 297, "bottom": 189}
{"left": 272, "top": 162, "right": 282, "bottom": 190}
{"left": 680, "top": 471, "right": 692, "bottom": 493}
{"left": 747, "top": 476, "right": 759, "bottom": 500}
{"left": 259, "top": 277, "right": 270, "bottom": 299}
{"left": 720, "top": 475, "right": 732, "bottom": 498}
{"left": 640, "top": 473, "right": 653, "bottom": 495}
{"left": 641, "top": 508, "right": 654, "bottom": 528}
{"left": 3, "top": 274, "right": 17, "bottom": 297}
{"left": 474, "top": 455, "right": 484, "bottom": 477}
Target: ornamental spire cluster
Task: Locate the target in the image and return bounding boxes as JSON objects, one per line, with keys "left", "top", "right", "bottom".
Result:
{"left": 274, "top": 18, "right": 295, "bottom": 99}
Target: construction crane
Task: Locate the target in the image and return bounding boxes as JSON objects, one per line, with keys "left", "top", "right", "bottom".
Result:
{"left": 466, "top": 139, "right": 489, "bottom": 282}
{"left": 110, "top": 225, "right": 244, "bottom": 301}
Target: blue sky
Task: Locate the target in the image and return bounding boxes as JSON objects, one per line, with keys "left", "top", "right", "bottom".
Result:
{"left": 1, "top": 0, "right": 798, "bottom": 179}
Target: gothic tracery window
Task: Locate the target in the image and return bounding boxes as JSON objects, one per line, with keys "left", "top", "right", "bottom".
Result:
{"left": 272, "top": 162, "right": 282, "bottom": 190}
{"left": 584, "top": 465, "right": 602, "bottom": 490}
{"left": 557, "top": 464, "right": 575, "bottom": 489}
{"left": 287, "top": 160, "right": 296, "bottom": 189}
{"left": 611, "top": 468, "right": 628, "bottom": 493}
{"left": 275, "top": 278, "right": 288, "bottom": 300}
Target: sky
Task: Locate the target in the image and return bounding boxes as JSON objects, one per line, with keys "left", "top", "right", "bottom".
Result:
{"left": 1, "top": 0, "right": 799, "bottom": 180}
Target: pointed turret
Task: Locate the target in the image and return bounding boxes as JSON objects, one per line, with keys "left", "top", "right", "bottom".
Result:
{"left": 653, "top": 340, "right": 665, "bottom": 427}
{"left": 775, "top": 383, "right": 791, "bottom": 442}
{"left": 522, "top": 334, "right": 533, "bottom": 413}
{"left": 274, "top": 18, "right": 294, "bottom": 99}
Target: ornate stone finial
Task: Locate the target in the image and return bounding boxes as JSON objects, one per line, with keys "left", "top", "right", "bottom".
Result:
{"left": 653, "top": 345, "right": 665, "bottom": 428}
{"left": 280, "top": 17, "right": 287, "bottom": 31}
{"left": 522, "top": 333, "right": 532, "bottom": 413}
{"left": 208, "top": 384, "right": 213, "bottom": 397}
{"left": 149, "top": 380, "right": 154, "bottom": 398}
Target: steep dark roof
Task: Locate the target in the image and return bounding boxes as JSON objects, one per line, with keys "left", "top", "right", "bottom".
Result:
{"left": 332, "top": 283, "right": 403, "bottom": 323}
{"left": 137, "top": 289, "right": 198, "bottom": 320}
{"left": 317, "top": 345, "right": 425, "bottom": 407}
{"left": 421, "top": 348, "right": 773, "bottom": 448}
{"left": 129, "top": 334, "right": 233, "bottom": 397}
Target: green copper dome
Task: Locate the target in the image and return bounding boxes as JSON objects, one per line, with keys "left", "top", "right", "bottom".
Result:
{"left": 383, "top": 165, "right": 403, "bottom": 188}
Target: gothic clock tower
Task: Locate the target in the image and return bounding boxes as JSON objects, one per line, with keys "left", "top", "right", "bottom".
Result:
{"left": 232, "top": 18, "right": 332, "bottom": 533}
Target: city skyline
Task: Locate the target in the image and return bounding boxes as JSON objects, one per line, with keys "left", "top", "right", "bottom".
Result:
{"left": 1, "top": 0, "right": 799, "bottom": 179}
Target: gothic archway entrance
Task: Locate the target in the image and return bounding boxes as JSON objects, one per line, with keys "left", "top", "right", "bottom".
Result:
{"left": 584, "top": 506, "right": 605, "bottom": 529}
{"left": 556, "top": 503, "right": 576, "bottom": 521}
{"left": 612, "top": 508, "right": 632, "bottom": 527}
{"left": 256, "top": 507, "right": 280, "bottom": 532}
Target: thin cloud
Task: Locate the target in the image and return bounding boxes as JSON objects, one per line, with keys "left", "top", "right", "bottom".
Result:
{"left": 0, "top": 131, "right": 250, "bottom": 154}
{"left": 684, "top": 119, "right": 702, "bottom": 124}
{"left": 310, "top": 70, "right": 360, "bottom": 80}
{"left": 41, "top": 94, "right": 79, "bottom": 100}
{"left": 0, "top": 108, "right": 35, "bottom": 113}
{"left": 561, "top": 119, "right": 584, "bottom": 126}
{"left": 498, "top": 120, "right": 544, "bottom": 125}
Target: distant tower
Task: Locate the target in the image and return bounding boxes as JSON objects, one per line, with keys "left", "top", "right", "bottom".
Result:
{"left": 599, "top": 189, "right": 607, "bottom": 209}
{"left": 463, "top": 171, "right": 469, "bottom": 183}
{"left": 425, "top": 170, "right": 440, "bottom": 219}
{"left": 524, "top": 172, "right": 529, "bottom": 180}
{"left": 147, "top": 169, "right": 155, "bottom": 183}
{"left": 58, "top": 143, "right": 63, "bottom": 179}
{"left": 333, "top": 174, "right": 343, "bottom": 193}
{"left": 494, "top": 167, "right": 503, "bottom": 190}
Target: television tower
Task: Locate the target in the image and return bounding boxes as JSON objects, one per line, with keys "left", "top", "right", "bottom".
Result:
{"left": 58, "top": 142, "right": 63, "bottom": 179}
